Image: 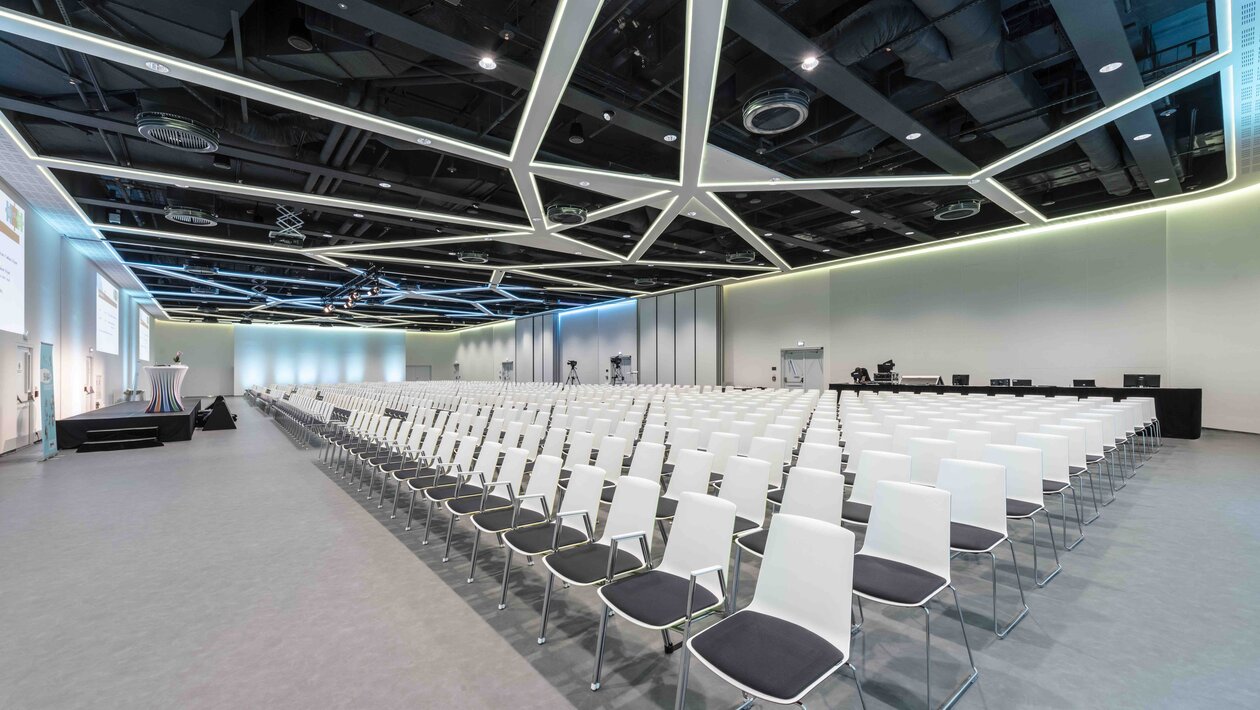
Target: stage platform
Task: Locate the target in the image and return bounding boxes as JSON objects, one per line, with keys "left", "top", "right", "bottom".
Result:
{"left": 56, "top": 399, "right": 203, "bottom": 450}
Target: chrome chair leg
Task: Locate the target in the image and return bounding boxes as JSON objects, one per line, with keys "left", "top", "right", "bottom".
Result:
{"left": 993, "top": 540, "right": 1029, "bottom": 638}
{"left": 537, "top": 571, "right": 556, "bottom": 645}
{"left": 497, "top": 548, "right": 514, "bottom": 610}
{"left": 729, "top": 545, "right": 743, "bottom": 612}
{"left": 591, "top": 602, "right": 611, "bottom": 690}
{"left": 466, "top": 530, "right": 482, "bottom": 583}
{"left": 1030, "top": 511, "right": 1062, "bottom": 587}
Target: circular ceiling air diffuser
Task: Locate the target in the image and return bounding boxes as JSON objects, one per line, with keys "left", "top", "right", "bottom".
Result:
{"left": 633, "top": 277, "right": 657, "bottom": 287}
{"left": 742, "top": 88, "right": 811, "bottom": 135}
{"left": 136, "top": 111, "right": 220, "bottom": 153}
{"left": 726, "top": 250, "right": 757, "bottom": 264}
{"left": 546, "top": 204, "right": 587, "bottom": 225}
{"left": 932, "top": 199, "right": 982, "bottom": 221}
{"left": 457, "top": 251, "right": 489, "bottom": 264}
{"left": 164, "top": 205, "right": 218, "bottom": 227}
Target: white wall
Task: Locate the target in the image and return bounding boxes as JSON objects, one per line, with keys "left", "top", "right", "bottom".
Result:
{"left": 557, "top": 300, "right": 637, "bottom": 384}
{"left": 234, "top": 324, "right": 404, "bottom": 393}
{"left": 152, "top": 321, "right": 236, "bottom": 397}
{"left": 454, "top": 321, "right": 515, "bottom": 381}
{"left": 724, "top": 199, "right": 1260, "bottom": 434}
{"left": 638, "top": 286, "right": 721, "bottom": 386}
{"left": 405, "top": 331, "right": 458, "bottom": 380}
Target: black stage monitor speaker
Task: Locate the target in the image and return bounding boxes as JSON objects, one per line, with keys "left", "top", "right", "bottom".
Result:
{"left": 201, "top": 395, "right": 238, "bottom": 430}
{"left": 1012, "top": 379, "right": 1033, "bottom": 386}
{"left": 1123, "top": 373, "right": 1161, "bottom": 388}
{"left": 990, "top": 378, "right": 1011, "bottom": 386}
{"left": 952, "top": 374, "right": 970, "bottom": 386}
{"left": 1073, "top": 379, "right": 1096, "bottom": 387}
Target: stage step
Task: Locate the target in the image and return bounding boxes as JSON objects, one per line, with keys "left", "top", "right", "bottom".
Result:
{"left": 76, "top": 426, "right": 163, "bottom": 453}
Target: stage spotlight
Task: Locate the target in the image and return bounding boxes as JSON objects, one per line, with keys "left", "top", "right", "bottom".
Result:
{"left": 322, "top": 302, "right": 334, "bottom": 315}
{"left": 369, "top": 283, "right": 381, "bottom": 296}
{"left": 568, "top": 121, "right": 585, "bottom": 144}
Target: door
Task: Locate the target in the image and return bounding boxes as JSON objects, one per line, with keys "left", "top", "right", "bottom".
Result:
{"left": 14, "top": 345, "right": 33, "bottom": 448}
{"left": 780, "top": 348, "right": 825, "bottom": 391}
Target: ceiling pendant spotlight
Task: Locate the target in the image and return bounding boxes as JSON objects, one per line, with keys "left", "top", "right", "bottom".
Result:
{"left": 663, "top": 133, "right": 678, "bottom": 142}
{"left": 343, "top": 298, "right": 353, "bottom": 309}
{"left": 1132, "top": 133, "right": 1152, "bottom": 141}
{"left": 369, "top": 282, "right": 381, "bottom": 296}
{"left": 1098, "top": 61, "right": 1124, "bottom": 73}
{"left": 800, "top": 55, "right": 820, "bottom": 71}
{"left": 1159, "top": 106, "right": 1178, "bottom": 118}
{"left": 478, "top": 56, "right": 498, "bottom": 71}
{"left": 568, "top": 121, "right": 586, "bottom": 144}
{"left": 602, "top": 109, "right": 615, "bottom": 122}
{"left": 1041, "top": 189, "right": 1057, "bottom": 207}
{"left": 322, "top": 302, "right": 334, "bottom": 315}
{"left": 905, "top": 132, "right": 922, "bottom": 140}
{"left": 287, "top": 18, "right": 316, "bottom": 52}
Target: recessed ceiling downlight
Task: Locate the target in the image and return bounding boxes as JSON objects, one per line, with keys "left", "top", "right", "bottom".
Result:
{"left": 136, "top": 112, "right": 220, "bottom": 153}
{"left": 1099, "top": 62, "right": 1124, "bottom": 73}
{"left": 743, "top": 88, "right": 810, "bottom": 135}
{"left": 164, "top": 206, "right": 218, "bottom": 227}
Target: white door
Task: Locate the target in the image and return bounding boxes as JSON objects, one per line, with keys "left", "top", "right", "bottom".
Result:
{"left": 405, "top": 365, "right": 432, "bottom": 381}
{"left": 780, "top": 348, "right": 825, "bottom": 391}
{"left": 14, "top": 346, "right": 32, "bottom": 448}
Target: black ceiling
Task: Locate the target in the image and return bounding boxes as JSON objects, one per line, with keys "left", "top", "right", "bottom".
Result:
{"left": 0, "top": 0, "right": 1229, "bottom": 329}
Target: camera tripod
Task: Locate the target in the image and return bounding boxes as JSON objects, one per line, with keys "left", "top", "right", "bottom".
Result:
{"left": 564, "top": 362, "right": 580, "bottom": 385}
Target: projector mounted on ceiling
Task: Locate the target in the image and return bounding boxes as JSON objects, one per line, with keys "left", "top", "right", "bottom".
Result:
{"left": 933, "top": 199, "right": 983, "bottom": 221}
{"left": 135, "top": 111, "right": 220, "bottom": 153}
{"left": 742, "top": 88, "right": 811, "bottom": 135}
{"left": 546, "top": 204, "right": 587, "bottom": 225}
{"left": 164, "top": 206, "right": 218, "bottom": 227}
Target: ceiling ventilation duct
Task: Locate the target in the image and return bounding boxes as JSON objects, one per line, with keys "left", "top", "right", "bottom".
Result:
{"left": 164, "top": 206, "right": 218, "bottom": 227}
{"left": 932, "top": 199, "right": 982, "bottom": 221}
{"left": 743, "top": 88, "right": 811, "bottom": 135}
{"left": 546, "top": 204, "right": 588, "bottom": 225}
{"left": 135, "top": 112, "right": 220, "bottom": 153}
{"left": 726, "top": 250, "right": 757, "bottom": 264}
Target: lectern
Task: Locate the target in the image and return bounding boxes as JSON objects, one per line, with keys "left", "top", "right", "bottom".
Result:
{"left": 143, "top": 365, "right": 188, "bottom": 413}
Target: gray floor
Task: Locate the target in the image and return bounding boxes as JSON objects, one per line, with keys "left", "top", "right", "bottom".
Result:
{"left": 2, "top": 402, "right": 1258, "bottom": 710}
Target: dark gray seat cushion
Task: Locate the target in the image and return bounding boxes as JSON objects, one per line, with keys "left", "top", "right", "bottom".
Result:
{"left": 1068, "top": 465, "right": 1087, "bottom": 476}
{"left": 690, "top": 610, "right": 844, "bottom": 702}
{"left": 1043, "top": 479, "right": 1070, "bottom": 494}
{"left": 950, "top": 522, "right": 1004, "bottom": 552}
{"left": 735, "top": 528, "right": 768, "bottom": 557}
{"left": 448, "top": 493, "right": 512, "bottom": 515}
{"left": 472, "top": 506, "right": 546, "bottom": 533}
{"left": 602, "top": 570, "right": 719, "bottom": 627}
{"left": 853, "top": 554, "right": 946, "bottom": 606}
{"left": 767, "top": 488, "right": 784, "bottom": 505}
{"left": 405, "top": 473, "right": 459, "bottom": 491}
{"left": 1006, "top": 499, "right": 1041, "bottom": 518}
{"left": 655, "top": 497, "right": 679, "bottom": 519}
{"left": 841, "top": 501, "right": 870, "bottom": 524}
{"left": 733, "top": 516, "right": 760, "bottom": 535}
{"left": 424, "top": 482, "right": 484, "bottom": 501}
{"left": 546, "top": 543, "right": 643, "bottom": 584}
{"left": 503, "top": 523, "right": 587, "bottom": 555}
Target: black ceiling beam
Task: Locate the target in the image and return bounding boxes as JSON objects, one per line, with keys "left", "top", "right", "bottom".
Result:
{"left": 299, "top": 0, "right": 682, "bottom": 152}
{"left": 1049, "top": 0, "right": 1182, "bottom": 197}
{"left": 725, "top": 0, "right": 978, "bottom": 177}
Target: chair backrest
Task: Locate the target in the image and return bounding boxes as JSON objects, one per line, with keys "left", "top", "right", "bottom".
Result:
{"left": 598, "top": 477, "right": 661, "bottom": 562}
{"left": 614, "top": 420, "right": 639, "bottom": 448}
{"left": 974, "top": 421, "right": 1017, "bottom": 445}
{"left": 906, "top": 437, "right": 958, "bottom": 486}
{"left": 663, "top": 449, "right": 714, "bottom": 501}
{"left": 1040, "top": 424, "right": 1086, "bottom": 467}
{"left": 453, "top": 435, "right": 479, "bottom": 470}
{"left": 860, "top": 481, "right": 952, "bottom": 583}
{"left": 540, "top": 426, "right": 567, "bottom": 459}
{"left": 803, "top": 427, "right": 840, "bottom": 447}
{"left": 844, "top": 431, "right": 894, "bottom": 471}
{"left": 706, "top": 431, "right": 741, "bottom": 474}
{"left": 746, "top": 514, "right": 855, "bottom": 657}
{"left": 936, "top": 459, "right": 1007, "bottom": 536}
{"left": 658, "top": 493, "right": 738, "bottom": 599}
{"left": 502, "top": 421, "right": 524, "bottom": 449}
{"left": 520, "top": 424, "right": 545, "bottom": 458}
{"left": 640, "top": 423, "right": 667, "bottom": 446}
{"left": 982, "top": 444, "right": 1044, "bottom": 507}
{"left": 495, "top": 447, "right": 529, "bottom": 493}
{"left": 849, "top": 450, "right": 912, "bottom": 506}
{"left": 470, "top": 440, "right": 501, "bottom": 477}
{"left": 1015, "top": 432, "right": 1071, "bottom": 483}
{"left": 747, "top": 436, "right": 788, "bottom": 487}
{"left": 717, "top": 455, "right": 772, "bottom": 527}
{"left": 795, "top": 442, "right": 844, "bottom": 474}
{"left": 892, "top": 424, "right": 934, "bottom": 453}
{"left": 591, "top": 417, "right": 614, "bottom": 444}
{"left": 558, "top": 464, "right": 607, "bottom": 535}
{"left": 626, "top": 441, "right": 665, "bottom": 484}
{"left": 520, "top": 454, "right": 563, "bottom": 516}
{"left": 1060, "top": 417, "right": 1104, "bottom": 457}
{"left": 592, "top": 436, "right": 628, "bottom": 482}
{"left": 666, "top": 427, "right": 701, "bottom": 464}
{"left": 564, "top": 431, "right": 594, "bottom": 470}
{"left": 779, "top": 466, "right": 846, "bottom": 525}
{"left": 945, "top": 428, "right": 993, "bottom": 461}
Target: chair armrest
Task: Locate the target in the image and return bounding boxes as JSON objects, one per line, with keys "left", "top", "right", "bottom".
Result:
{"left": 480, "top": 481, "right": 514, "bottom": 507}
{"left": 686, "top": 564, "right": 729, "bottom": 623}
{"left": 552, "top": 510, "right": 593, "bottom": 548}
{"left": 606, "top": 531, "right": 651, "bottom": 582}
{"left": 511, "top": 493, "right": 549, "bottom": 527}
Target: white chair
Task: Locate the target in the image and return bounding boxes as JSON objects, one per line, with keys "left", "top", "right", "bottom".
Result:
{"left": 842, "top": 431, "right": 895, "bottom": 485}
{"left": 591, "top": 493, "right": 736, "bottom": 692}
{"left": 682, "top": 515, "right": 864, "bottom": 708}
{"left": 937, "top": 459, "right": 1029, "bottom": 638}
{"left": 704, "top": 431, "right": 741, "bottom": 482}
{"left": 602, "top": 441, "right": 665, "bottom": 504}
{"left": 441, "top": 447, "right": 528, "bottom": 562}
{"left": 465, "top": 453, "right": 562, "bottom": 584}
{"left": 983, "top": 444, "right": 1062, "bottom": 587}
{"left": 718, "top": 456, "right": 772, "bottom": 539}
{"left": 852, "top": 481, "right": 977, "bottom": 710}
{"left": 538, "top": 477, "right": 661, "bottom": 645}
{"left": 1017, "top": 432, "right": 1085, "bottom": 551}
{"left": 907, "top": 437, "right": 957, "bottom": 487}
{"left": 1042, "top": 423, "right": 1101, "bottom": 524}
{"left": 892, "top": 424, "right": 934, "bottom": 454}
{"left": 843, "top": 450, "right": 911, "bottom": 527}
{"left": 945, "top": 428, "right": 993, "bottom": 461}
